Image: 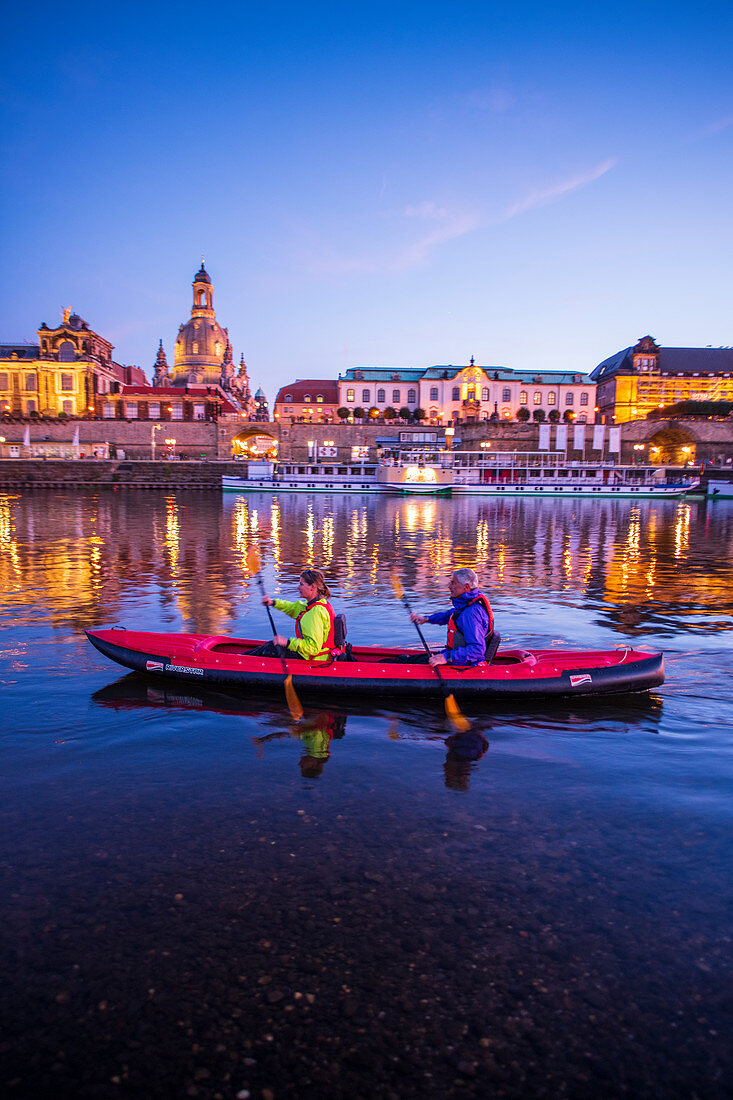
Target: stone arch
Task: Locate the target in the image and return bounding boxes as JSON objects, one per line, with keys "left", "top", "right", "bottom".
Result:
{"left": 231, "top": 427, "right": 278, "bottom": 459}
{"left": 645, "top": 424, "right": 698, "bottom": 465}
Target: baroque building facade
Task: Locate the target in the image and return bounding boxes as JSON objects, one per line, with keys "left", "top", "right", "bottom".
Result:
{"left": 592, "top": 336, "right": 733, "bottom": 422}
{"left": 327, "top": 359, "right": 597, "bottom": 424}
{"left": 0, "top": 310, "right": 146, "bottom": 418}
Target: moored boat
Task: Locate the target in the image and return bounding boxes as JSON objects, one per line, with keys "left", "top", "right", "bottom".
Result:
{"left": 222, "top": 451, "right": 699, "bottom": 498}
{"left": 86, "top": 628, "right": 664, "bottom": 700}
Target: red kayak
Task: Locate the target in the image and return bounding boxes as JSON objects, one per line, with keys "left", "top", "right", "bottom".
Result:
{"left": 86, "top": 628, "right": 664, "bottom": 700}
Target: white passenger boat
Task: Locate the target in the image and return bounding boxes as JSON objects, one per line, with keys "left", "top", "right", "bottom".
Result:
{"left": 222, "top": 458, "right": 452, "bottom": 495}
{"left": 222, "top": 452, "right": 699, "bottom": 498}
{"left": 445, "top": 450, "right": 700, "bottom": 497}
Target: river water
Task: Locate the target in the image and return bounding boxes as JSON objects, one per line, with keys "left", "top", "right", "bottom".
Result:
{"left": 1, "top": 489, "right": 731, "bottom": 1098}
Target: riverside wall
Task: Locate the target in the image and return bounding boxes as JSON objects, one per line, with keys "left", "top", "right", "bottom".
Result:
{"left": 0, "top": 459, "right": 247, "bottom": 489}
{"left": 1, "top": 415, "right": 732, "bottom": 478}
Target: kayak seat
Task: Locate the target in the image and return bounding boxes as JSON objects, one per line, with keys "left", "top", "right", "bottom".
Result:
{"left": 485, "top": 631, "right": 501, "bottom": 664}
{"left": 334, "top": 613, "right": 347, "bottom": 648}
{"left": 328, "top": 615, "right": 353, "bottom": 662}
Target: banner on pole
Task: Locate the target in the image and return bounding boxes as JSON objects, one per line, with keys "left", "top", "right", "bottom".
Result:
{"left": 592, "top": 425, "right": 605, "bottom": 451}
{"left": 573, "top": 425, "right": 586, "bottom": 452}
{"left": 555, "top": 424, "right": 567, "bottom": 451}
{"left": 539, "top": 425, "right": 550, "bottom": 450}
{"left": 608, "top": 427, "right": 621, "bottom": 453}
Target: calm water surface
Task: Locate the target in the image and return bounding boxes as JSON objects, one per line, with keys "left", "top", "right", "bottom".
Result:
{"left": 1, "top": 489, "right": 732, "bottom": 1098}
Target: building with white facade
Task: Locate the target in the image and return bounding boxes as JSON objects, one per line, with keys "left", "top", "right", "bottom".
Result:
{"left": 337, "top": 359, "right": 597, "bottom": 423}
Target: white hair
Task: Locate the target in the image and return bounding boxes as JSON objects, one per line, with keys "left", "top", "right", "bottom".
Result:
{"left": 453, "top": 567, "right": 478, "bottom": 588}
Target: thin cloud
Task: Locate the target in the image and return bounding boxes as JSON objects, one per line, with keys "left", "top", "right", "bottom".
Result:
{"left": 302, "top": 205, "right": 480, "bottom": 275}
{"left": 499, "top": 158, "right": 618, "bottom": 222}
{"left": 703, "top": 114, "right": 733, "bottom": 136}
{"left": 403, "top": 201, "right": 449, "bottom": 220}
{"left": 301, "top": 158, "right": 617, "bottom": 276}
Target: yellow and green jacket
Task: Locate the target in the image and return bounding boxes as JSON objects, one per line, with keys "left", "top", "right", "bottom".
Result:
{"left": 273, "top": 597, "right": 335, "bottom": 662}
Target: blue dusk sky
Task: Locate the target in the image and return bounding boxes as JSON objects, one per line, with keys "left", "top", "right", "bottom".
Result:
{"left": 1, "top": 1, "right": 731, "bottom": 402}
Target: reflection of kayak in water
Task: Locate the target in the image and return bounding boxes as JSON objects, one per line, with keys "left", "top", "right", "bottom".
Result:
{"left": 86, "top": 628, "right": 664, "bottom": 701}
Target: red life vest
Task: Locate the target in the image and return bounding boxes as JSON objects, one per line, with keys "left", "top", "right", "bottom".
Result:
{"left": 446, "top": 593, "right": 494, "bottom": 656}
{"left": 294, "top": 598, "right": 335, "bottom": 660}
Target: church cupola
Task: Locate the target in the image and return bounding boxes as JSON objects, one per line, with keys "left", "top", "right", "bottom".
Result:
{"left": 192, "top": 261, "right": 214, "bottom": 316}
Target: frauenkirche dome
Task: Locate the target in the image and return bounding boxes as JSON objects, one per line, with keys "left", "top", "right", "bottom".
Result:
{"left": 172, "top": 263, "right": 230, "bottom": 385}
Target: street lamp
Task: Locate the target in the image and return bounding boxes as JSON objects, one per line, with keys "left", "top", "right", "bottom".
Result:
{"left": 151, "top": 423, "right": 163, "bottom": 459}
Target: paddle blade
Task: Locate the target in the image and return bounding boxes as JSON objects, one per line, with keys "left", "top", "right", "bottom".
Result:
{"left": 390, "top": 572, "right": 404, "bottom": 600}
{"left": 284, "top": 675, "right": 303, "bottom": 722}
{"left": 444, "top": 693, "right": 471, "bottom": 733}
{"left": 245, "top": 545, "right": 262, "bottom": 576}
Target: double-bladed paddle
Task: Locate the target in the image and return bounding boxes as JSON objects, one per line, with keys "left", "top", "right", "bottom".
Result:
{"left": 246, "top": 546, "right": 303, "bottom": 721}
{"left": 390, "top": 573, "right": 470, "bottom": 733}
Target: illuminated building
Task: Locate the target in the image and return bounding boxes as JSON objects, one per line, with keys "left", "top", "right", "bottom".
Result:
{"left": 334, "top": 358, "right": 596, "bottom": 423}
{"left": 273, "top": 379, "right": 339, "bottom": 422}
{"left": 592, "top": 336, "right": 733, "bottom": 422}
{"left": 163, "top": 262, "right": 255, "bottom": 417}
{"left": 0, "top": 310, "right": 145, "bottom": 418}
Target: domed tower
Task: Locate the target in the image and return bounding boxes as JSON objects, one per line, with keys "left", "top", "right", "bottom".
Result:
{"left": 172, "top": 262, "right": 230, "bottom": 385}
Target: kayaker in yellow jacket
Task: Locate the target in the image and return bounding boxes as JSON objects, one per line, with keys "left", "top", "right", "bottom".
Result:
{"left": 250, "top": 567, "right": 335, "bottom": 662}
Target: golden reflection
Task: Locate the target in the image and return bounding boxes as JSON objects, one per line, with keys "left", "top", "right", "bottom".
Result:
{"left": 476, "top": 520, "right": 489, "bottom": 562}
{"left": 165, "top": 497, "right": 180, "bottom": 575}
{"left": 674, "top": 505, "right": 690, "bottom": 560}
{"left": 270, "top": 500, "right": 281, "bottom": 567}
{"left": 0, "top": 498, "right": 20, "bottom": 577}
{"left": 626, "top": 511, "right": 641, "bottom": 559}
{"left": 233, "top": 498, "right": 249, "bottom": 549}
{"left": 305, "top": 504, "right": 315, "bottom": 558}
{"left": 496, "top": 546, "right": 506, "bottom": 584}
{"left": 322, "top": 515, "right": 334, "bottom": 565}
{"left": 1, "top": 492, "right": 731, "bottom": 640}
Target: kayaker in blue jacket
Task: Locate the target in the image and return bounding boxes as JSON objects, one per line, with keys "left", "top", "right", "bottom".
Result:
{"left": 411, "top": 568, "right": 494, "bottom": 667}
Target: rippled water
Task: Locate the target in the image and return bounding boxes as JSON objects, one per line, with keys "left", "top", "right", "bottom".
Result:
{"left": 1, "top": 489, "right": 732, "bottom": 1098}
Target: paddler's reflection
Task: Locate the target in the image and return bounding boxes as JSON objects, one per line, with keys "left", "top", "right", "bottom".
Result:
{"left": 443, "top": 730, "right": 489, "bottom": 791}
{"left": 253, "top": 712, "right": 346, "bottom": 777}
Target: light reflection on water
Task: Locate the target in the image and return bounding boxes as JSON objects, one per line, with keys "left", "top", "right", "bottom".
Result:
{"left": 0, "top": 489, "right": 732, "bottom": 1097}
